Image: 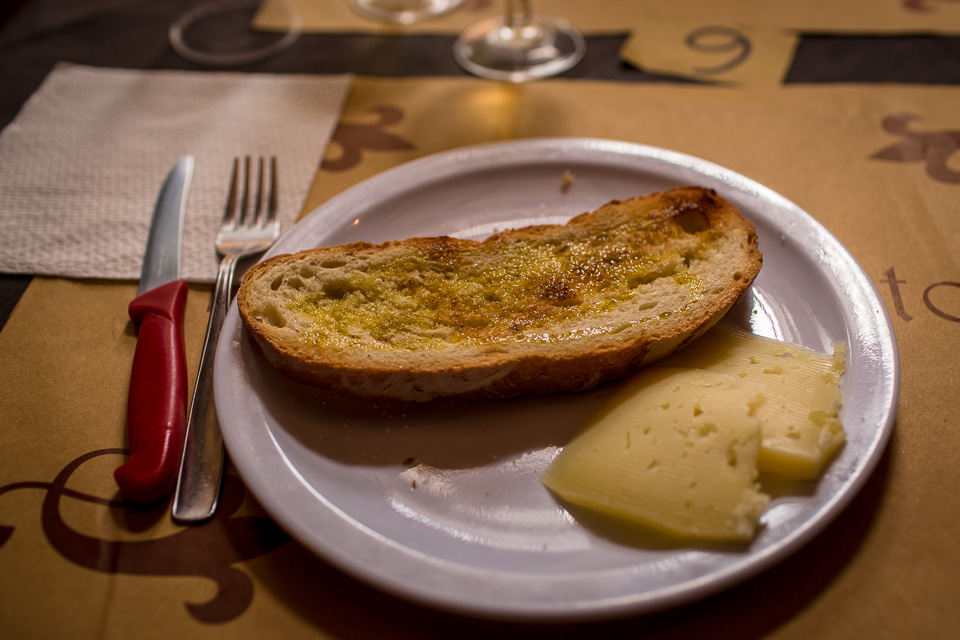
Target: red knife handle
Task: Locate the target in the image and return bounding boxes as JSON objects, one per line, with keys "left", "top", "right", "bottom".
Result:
{"left": 114, "top": 280, "right": 188, "bottom": 503}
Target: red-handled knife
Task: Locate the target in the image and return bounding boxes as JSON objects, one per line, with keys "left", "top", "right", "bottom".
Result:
{"left": 115, "top": 155, "right": 194, "bottom": 503}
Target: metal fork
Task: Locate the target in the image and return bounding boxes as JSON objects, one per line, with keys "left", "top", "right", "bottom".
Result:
{"left": 173, "top": 156, "right": 281, "bottom": 522}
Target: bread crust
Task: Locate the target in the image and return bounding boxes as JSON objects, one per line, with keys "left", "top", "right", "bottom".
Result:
{"left": 238, "top": 187, "right": 761, "bottom": 401}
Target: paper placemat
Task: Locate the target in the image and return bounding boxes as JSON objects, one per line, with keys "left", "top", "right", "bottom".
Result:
{"left": 2, "top": 77, "right": 959, "bottom": 639}
{"left": 255, "top": 0, "right": 960, "bottom": 35}
{"left": 0, "top": 64, "right": 352, "bottom": 283}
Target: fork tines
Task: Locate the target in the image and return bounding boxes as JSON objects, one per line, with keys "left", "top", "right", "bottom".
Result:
{"left": 224, "top": 155, "right": 278, "bottom": 229}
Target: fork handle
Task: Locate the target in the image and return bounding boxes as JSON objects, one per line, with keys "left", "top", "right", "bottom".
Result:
{"left": 172, "top": 255, "right": 239, "bottom": 522}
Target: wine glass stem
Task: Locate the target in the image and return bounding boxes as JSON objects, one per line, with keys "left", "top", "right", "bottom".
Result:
{"left": 505, "top": 0, "right": 533, "bottom": 30}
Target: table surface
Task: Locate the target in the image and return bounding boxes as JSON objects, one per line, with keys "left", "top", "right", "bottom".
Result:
{"left": 2, "top": 1, "right": 959, "bottom": 639}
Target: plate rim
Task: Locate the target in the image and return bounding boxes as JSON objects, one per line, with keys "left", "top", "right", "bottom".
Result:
{"left": 215, "top": 137, "right": 899, "bottom": 621}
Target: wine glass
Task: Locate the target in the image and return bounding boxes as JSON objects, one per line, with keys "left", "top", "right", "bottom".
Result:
{"left": 349, "top": 0, "right": 466, "bottom": 25}
{"left": 454, "top": 0, "right": 585, "bottom": 82}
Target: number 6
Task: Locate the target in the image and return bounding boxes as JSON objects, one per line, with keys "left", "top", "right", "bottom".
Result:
{"left": 685, "top": 26, "right": 752, "bottom": 75}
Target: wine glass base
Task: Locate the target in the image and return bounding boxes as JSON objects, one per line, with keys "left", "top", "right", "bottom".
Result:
{"left": 349, "top": 0, "right": 466, "bottom": 25}
{"left": 454, "top": 14, "right": 586, "bottom": 83}
{"left": 169, "top": 0, "right": 301, "bottom": 67}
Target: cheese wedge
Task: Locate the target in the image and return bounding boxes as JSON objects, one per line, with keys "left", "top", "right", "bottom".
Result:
{"left": 541, "top": 367, "right": 770, "bottom": 542}
{"left": 664, "top": 324, "right": 846, "bottom": 480}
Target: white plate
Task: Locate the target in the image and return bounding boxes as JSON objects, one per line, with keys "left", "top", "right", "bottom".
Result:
{"left": 214, "top": 138, "right": 898, "bottom": 621}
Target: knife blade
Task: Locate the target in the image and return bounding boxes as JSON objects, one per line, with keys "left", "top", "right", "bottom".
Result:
{"left": 114, "top": 155, "right": 194, "bottom": 504}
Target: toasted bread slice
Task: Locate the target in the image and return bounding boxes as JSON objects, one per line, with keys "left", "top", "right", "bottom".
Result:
{"left": 238, "top": 187, "right": 761, "bottom": 401}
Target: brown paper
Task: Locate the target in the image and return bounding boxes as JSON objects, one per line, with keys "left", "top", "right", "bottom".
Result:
{"left": 256, "top": 0, "right": 960, "bottom": 35}
{"left": 620, "top": 18, "right": 799, "bottom": 87}
{"left": 3, "top": 78, "right": 960, "bottom": 639}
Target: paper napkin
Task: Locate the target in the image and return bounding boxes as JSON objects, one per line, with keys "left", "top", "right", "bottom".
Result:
{"left": 0, "top": 64, "right": 352, "bottom": 283}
